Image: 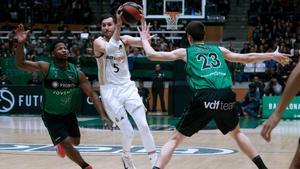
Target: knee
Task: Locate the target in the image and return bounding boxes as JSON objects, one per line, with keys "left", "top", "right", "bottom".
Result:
{"left": 122, "top": 126, "right": 134, "bottom": 139}
{"left": 170, "top": 131, "right": 185, "bottom": 145}
{"left": 59, "top": 139, "right": 74, "bottom": 150}
{"left": 138, "top": 122, "right": 150, "bottom": 134}
{"left": 229, "top": 128, "right": 241, "bottom": 139}
{"left": 71, "top": 138, "right": 80, "bottom": 146}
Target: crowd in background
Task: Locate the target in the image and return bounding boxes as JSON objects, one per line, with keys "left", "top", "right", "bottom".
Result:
{"left": 0, "top": 0, "right": 93, "bottom": 24}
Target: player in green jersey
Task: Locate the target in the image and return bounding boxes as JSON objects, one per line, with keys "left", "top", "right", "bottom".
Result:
{"left": 137, "top": 21, "right": 290, "bottom": 169}
{"left": 15, "top": 24, "right": 111, "bottom": 169}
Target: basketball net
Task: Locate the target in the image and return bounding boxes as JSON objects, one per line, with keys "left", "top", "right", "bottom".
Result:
{"left": 164, "top": 12, "right": 179, "bottom": 30}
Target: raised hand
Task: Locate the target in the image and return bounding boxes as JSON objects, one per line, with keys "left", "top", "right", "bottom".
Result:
{"left": 116, "top": 5, "right": 123, "bottom": 26}
{"left": 272, "top": 46, "right": 291, "bottom": 66}
{"left": 137, "top": 20, "right": 151, "bottom": 41}
{"left": 15, "top": 24, "right": 29, "bottom": 44}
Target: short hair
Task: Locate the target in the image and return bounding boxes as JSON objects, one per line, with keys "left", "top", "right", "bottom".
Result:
{"left": 99, "top": 14, "right": 116, "bottom": 24}
{"left": 50, "top": 40, "right": 65, "bottom": 52}
{"left": 186, "top": 21, "right": 205, "bottom": 41}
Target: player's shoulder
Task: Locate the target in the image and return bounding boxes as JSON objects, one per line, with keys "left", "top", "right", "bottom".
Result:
{"left": 94, "top": 36, "right": 105, "bottom": 43}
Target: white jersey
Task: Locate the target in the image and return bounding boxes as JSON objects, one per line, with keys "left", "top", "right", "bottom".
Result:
{"left": 94, "top": 37, "right": 131, "bottom": 85}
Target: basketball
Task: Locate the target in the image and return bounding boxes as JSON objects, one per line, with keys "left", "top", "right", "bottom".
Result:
{"left": 120, "top": 2, "right": 142, "bottom": 25}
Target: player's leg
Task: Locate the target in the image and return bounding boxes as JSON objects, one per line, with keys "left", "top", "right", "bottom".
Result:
{"left": 59, "top": 137, "right": 91, "bottom": 169}
{"left": 100, "top": 85, "right": 136, "bottom": 169}
{"left": 289, "top": 138, "right": 300, "bottom": 169}
{"left": 153, "top": 129, "right": 186, "bottom": 169}
{"left": 154, "top": 90, "right": 213, "bottom": 169}
{"left": 158, "top": 87, "right": 166, "bottom": 112}
{"left": 129, "top": 105, "right": 157, "bottom": 167}
{"left": 228, "top": 125, "right": 267, "bottom": 169}
{"left": 42, "top": 112, "right": 92, "bottom": 169}
{"left": 125, "top": 85, "right": 158, "bottom": 167}
{"left": 114, "top": 108, "right": 136, "bottom": 169}
{"left": 214, "top": 88, "right": 267, "bottom": 169}
{"left": 152, "top": 87, "right": 158, "bottom": 111}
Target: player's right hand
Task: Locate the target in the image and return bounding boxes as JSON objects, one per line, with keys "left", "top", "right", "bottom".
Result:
{"left": 116, "top": 5, "right": 123, "bottom": 26}
{"left": 16, "top": 24, "right": 29, "bottom": 44}
{"left": 260, "top": 112, "right": 281, "bottom": 142}
{"left": 272, "top": 46, "right": 291, "bottom": 66}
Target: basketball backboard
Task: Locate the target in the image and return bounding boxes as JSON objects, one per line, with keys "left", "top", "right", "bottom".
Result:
{"left": 143, "top": 0, "right": 206, "bottom": 19}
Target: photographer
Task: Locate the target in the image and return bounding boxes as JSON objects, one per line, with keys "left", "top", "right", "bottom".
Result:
{"left": 264, "top": 76, "right": 283, "bottom": 96}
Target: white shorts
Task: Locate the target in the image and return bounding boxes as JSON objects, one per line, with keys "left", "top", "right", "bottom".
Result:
{"left": 100, "top": 81, "right": 144, "bottom": 124}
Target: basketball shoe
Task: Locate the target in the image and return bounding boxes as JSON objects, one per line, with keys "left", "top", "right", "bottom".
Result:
{"left": 121, "top": 152, "right": 136, "bottom": 169}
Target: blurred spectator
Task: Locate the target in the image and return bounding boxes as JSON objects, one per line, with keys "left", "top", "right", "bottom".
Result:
{"left": 151, "top": 64, "right": 166, "bottom": 112}
{"left": 27, "top": 72, "right": 42, "bottom": 86}
{"left": 252, "top": 75, "right": 265, "bottom": 98}
{"left": 40, "top": 25, "right": 52, "bottom": 36}
{"left": 128, "top": 47, "right": 144, "bottom": 58}
{"left": 0, "top": 73, "right": 12, "bottom": 85}
{"left": 240, "top": 83, "right": 260, "bottom": 118}
{"left": 264, "top": 76, "right": 283, "bottom": 96}
{"left": 137, "top": 80, "right": 150, "bottom": 111}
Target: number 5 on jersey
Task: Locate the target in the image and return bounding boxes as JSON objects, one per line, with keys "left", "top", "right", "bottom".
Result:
{"left": 113, "top": 63, "right": 120, "bottom": 73}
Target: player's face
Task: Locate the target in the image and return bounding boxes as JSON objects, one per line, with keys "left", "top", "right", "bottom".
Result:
{"left": 101, "top": 17, "right": 115, "bottom": 39}
{"left": 53, "top": 43, "right": 69, "bottom": 60}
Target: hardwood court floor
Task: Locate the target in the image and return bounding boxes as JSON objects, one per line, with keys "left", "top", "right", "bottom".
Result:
{"left": 0, "top": 115, "right": 298, "bottom": 169}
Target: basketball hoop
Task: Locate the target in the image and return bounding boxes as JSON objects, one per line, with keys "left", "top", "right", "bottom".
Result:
{"left": 164, "top": 12, "right": 179, "bottom": 30}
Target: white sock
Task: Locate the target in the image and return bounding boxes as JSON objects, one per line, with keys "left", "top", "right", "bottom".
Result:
{"left": 149, "top": 152, "right": 158, "bottom": 167}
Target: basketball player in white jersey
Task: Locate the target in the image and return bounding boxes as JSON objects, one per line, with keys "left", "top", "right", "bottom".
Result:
{"left": 93, "top": 7, "right": 157, "bottom": 169}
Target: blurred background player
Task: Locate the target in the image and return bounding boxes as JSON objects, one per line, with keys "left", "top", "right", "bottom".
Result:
{"left": 15, "top": 24, "right": 111, "bottom": 169}
{"left": 93, "top": 6, "right": 157, "bottom": 169}
{"left": 138, "top": 20, "right": 290, "bottom": 169}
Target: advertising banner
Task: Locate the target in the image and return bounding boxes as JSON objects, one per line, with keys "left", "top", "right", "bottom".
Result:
{"left": 0, "top": 86, "right": 43, "bottom": 114}
{"left": 262, "top": 96, "right": 300, "bottom": 119}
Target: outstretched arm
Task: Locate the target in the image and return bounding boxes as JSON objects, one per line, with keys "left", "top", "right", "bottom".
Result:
{"left": 78, "top": 71, "right": 112, "bottom": 129}
{"left": 106, "top": 6, "right": 123, "bottom": 54}
{"left": 261, "top": 60, "right": 300, "bottom": 142}
{"left": 220, "top": 47, "right": 290, "bottom": 65}
{"left": 15, "top": 24, "right": 48, "bottom": 75}
{"left": 137, "top": 21, "right": 186, "bottom": 61}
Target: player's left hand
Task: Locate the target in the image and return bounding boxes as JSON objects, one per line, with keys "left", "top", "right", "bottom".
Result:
{"left": 272, "top": 46, "right": 291, "bottom": 66}
{"left": 15, "top": 24, "right": 30, "bottom": 44}
{"left": 137, "top": 20, "right": 151, "bottom": 41}
{"left": 260, "top": 112, "right": 281, "bottom": 142}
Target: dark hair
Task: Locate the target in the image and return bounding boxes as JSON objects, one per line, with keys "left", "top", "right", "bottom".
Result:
{"left": 50, "top": 40, "right": 65, "bottom": 52}
{"left": 186, "top": 21, "right": 205, "bottom": 41}
{"left": 99, "top": 14, "right": 116, "bottom": 24}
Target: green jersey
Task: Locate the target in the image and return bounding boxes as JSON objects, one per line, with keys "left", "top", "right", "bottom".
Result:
{"left": 185, "top": 44, "right": 233, "bottom": 91}
{"left": 42, "top": 63, "right": 81, "bottom": 115}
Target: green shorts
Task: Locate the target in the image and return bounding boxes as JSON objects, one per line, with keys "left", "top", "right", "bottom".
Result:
{"left": 176, "top": 88, "right": 239, "bottom": 137}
